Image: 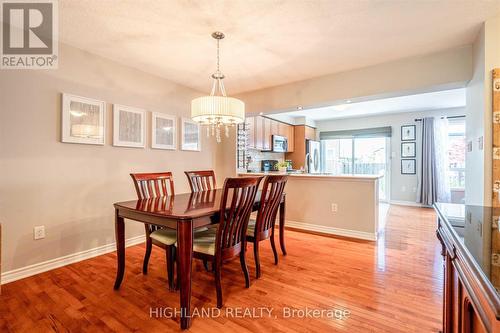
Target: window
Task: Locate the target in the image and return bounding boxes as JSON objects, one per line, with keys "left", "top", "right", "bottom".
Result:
{"left": 447, "top": 118, "right": 466, "bottom": 189}
{"left": 321, "top": 133, "right": 390, "bottom": 201}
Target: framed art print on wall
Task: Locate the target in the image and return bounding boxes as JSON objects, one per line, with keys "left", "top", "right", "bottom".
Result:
{"left": 152, "top": 112, "right": 176, "bottom": 150}
{"left": 181, "top": 118, "right": 201, "bottom": 151}
{"left": 113, "top": 104, "right": 146, "bottom": 148}
{"left": 401, "top": 142, "right": 416, "bottom": 158}
{"left": 61, "top": 93, "right": 106, "bottom": 145}
{"left": 401, "top": 125, "right": 416, "bottom": 141}
{"left": 401, "top": 159, "right": 416, "bottom": 175}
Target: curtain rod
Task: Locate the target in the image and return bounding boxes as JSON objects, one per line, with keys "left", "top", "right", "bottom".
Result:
{"left": 414, "top": 115, "right": 465, "bottom": 122}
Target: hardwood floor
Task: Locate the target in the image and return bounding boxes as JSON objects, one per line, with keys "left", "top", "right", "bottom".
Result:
{"left": 0, "top": 205, "right": 443, "bottom": 332}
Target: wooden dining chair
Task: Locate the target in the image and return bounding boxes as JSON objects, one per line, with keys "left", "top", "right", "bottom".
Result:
{"left": 130, "top": 172, "right": 177, "bottom": 290}
{"left": 186, "top": 176, "right": 263, "bottom": 308}
{"left": 246, "top": 175, "right": 288, "bottom": 278}
{"left": 184, "top": 170, "right": 217, "bottom": 192}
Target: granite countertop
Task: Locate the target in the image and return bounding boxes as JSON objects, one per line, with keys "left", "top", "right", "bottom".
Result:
{"left": 238, "top": 171, "right": 382, "bottom": 181}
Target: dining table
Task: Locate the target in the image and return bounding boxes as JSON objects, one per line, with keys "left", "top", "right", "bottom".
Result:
{"left": 112, "top": 189, "right": 286, "bottom": 330}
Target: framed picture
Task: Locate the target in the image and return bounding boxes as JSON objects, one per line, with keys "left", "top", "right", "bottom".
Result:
{"left": 401, "top": 142, "right": 416, "bottom": 158}
{"left": 401, "top": 159, "right": 416, "bottom": 175}
{"left": 181, "top": 118, "right": 201, "bottom": 151}
{"left": 113, "top": 104, "right": 146, "bottom": 148}
{"left": 401, "top": 125, "right": 416, "bottom": 141}
{"left": 61, "top": 93, "right": 106, "bottom": 145}
{"left": 152, "top": 112, "right": 176, "bottom": 150}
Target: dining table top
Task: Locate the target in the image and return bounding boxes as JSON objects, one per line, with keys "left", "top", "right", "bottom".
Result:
{"left": 114, "top": 189, "right": 270, "bottom": 220}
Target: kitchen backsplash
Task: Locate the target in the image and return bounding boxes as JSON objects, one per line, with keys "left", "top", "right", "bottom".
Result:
{"left": 246, "top": 149, "right": 285, "bottom": 171}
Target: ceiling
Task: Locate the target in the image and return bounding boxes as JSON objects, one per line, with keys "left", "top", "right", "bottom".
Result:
{"left": 60, "top": 1, "right": 500, "bottom": 94}
{"left": 270, "top": 88, "right": 466, "bottom": 121}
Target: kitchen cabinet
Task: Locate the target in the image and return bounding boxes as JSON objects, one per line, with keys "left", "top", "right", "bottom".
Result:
{"left": 263, "top": 117, "right": 272, "bottom": 150}
{"left": 246, "top": 116, "right": 255, "bottom": 149}
{"left": 285, "top": 125, "right": 315, "bottom": 170}
{"left": 287, "top": 125, "right": 294, "bottom": 152}
{"left": 254, "top": 116, "right": 264, "bottom": 149}
{"left": 244, "top": 116, "right": 295, "bottom": 152}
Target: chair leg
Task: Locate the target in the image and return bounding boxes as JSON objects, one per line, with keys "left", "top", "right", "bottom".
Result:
{"left": 166, "top": 246, "right": 175, "bottom": 291}
{"left": 203, "top": 259, "right": 210, "bottom": 272}
{"left": 214, "top": 260, "right": 223, "bottom": 309}
{"left": 241, "top": 247, "right": 251, "bottom": 287}
{"left": 143, "top": 235, "right": 153, "bottom": 274}
{"left": 270, "top": 232, "right": 279, "bottom": 265}
{"left": 253, "top": 241, "right": 261, "bottom": 279}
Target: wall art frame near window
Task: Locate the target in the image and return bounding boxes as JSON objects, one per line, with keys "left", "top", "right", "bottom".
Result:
{"left": 401, "top": 142, "right": 416, "bottom": 158}
{"left": 401, "top": 125, "right": 416, "bottom": 141}
{"left": 152, "top": 112, "right": 176, "bottom": 150}
{"left": 113, "top": 104, "right": 146, "bottom": 148}
{"left": 181, "top": 117, "right": 201, "bottom": 151}
{"left": 61, "top": 93, "right": 106, "bottom": 145}
{"left": 401, "top": 159, "right": 416, "bottom": 175}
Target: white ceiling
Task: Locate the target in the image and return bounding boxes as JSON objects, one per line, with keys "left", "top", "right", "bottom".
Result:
{"left": 270, "top": 88, "right": 466, "bottom": 121}
{"left": 59, "top": 1, "right": 500, "bottom": 94}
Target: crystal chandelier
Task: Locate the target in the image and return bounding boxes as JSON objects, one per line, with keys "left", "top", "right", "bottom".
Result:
{"left": 191, "top": 32, "right": 245, "bottom": 143}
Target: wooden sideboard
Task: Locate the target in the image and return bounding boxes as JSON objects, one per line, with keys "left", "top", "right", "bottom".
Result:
{"left": 435, "top": 203, "right": 500, "bottom": 333}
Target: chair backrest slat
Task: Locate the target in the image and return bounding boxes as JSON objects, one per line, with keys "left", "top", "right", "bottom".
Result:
{"left": 130, "top": 172, "right": 175, "bottom": 199}
{"left": 254, "top": 175, "right": 288, "bottom": 241}
{"left": 185, "top": 170, "right": 216, "bottom": 192}
{"left": 216, "top": 177, "right": 262, "bottom": 258}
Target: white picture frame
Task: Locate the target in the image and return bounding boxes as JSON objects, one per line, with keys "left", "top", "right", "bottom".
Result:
{"left": 181, "top": 118, "right": 201, "bottom": 151}
{"left": 152, "top": 112, "right": 176, "bottom": 150}
{"left": 113, "top": 104, "right": 146, "bottom": 148}
{"left": 61, "top": 93, "right": 106, "bottom": 145}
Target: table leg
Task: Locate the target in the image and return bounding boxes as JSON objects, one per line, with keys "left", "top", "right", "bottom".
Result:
{"left": 113, "top": 210, "right": 125, "bottom": 290}
{"left": 177, "top": 219, "right": 193, "bottom": 330}
{"left": 279, "top": 196, "right": 287, "bottom": 255}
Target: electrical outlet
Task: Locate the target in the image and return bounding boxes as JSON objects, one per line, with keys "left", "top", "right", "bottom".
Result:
{"left": 34, "top": 226, "right": 45, "bottom": 240}
{"left": 412, "top": 187, "right": 417, "bottom": 193}
{"left": 331, "top": 203, "right": 338, "bottom": 212}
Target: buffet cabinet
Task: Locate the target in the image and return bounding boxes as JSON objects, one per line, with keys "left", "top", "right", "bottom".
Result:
{"left": 435, "top": 204, "right": 500, "bottom": 333}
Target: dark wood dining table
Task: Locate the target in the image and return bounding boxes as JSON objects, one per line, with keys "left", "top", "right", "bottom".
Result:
{"left": 113, "top": 189, "right": 286, "bottom": 330}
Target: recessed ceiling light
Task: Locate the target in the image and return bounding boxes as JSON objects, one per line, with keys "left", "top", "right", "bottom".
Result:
{"left": 259, "top": 112, "right": 264, "bottom": 115}
{"left": 346, "top": 100, "right": 352, "bottom": 103}
{"left": 297, "top": 106, "right": 303, "bottom": 110}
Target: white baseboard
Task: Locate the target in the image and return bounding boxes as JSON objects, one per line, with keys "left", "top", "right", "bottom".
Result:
{"left": 390, "top": 200, "right": 425, "bottom": 207}
{"left": 1, "top": 235, "right": 145, "bottom": 285}
{"left": 285, "top": 220, "right": 377, "bottom": 241}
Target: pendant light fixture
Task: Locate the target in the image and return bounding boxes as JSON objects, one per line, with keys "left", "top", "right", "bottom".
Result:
{"left": 191, "top": 32, "right": 245, "bottom": 143}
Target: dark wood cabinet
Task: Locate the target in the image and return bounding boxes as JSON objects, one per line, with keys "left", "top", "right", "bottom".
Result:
{"left": 435, "top": 204, "right": 500, "bottom": 333}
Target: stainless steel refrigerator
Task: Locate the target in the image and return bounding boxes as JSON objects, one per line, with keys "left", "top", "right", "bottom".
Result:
{"left": 306, "top": 140, "right": 321, "bottom": 173}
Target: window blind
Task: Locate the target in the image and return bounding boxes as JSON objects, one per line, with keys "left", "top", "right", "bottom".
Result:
{"left": 319, "top": 126, "right": 392, "bottom": 140}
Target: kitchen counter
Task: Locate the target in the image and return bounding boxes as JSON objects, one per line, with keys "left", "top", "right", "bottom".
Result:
{"left": 238, "top": 171, "right": 380, "bottom": 241}
{"left": 238, "top": 171, "right": 382, "bottom": 182}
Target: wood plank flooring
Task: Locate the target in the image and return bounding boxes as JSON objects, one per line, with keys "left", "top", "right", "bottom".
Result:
{"left": 0, "top": 205, "right": 443, "bottom": 332}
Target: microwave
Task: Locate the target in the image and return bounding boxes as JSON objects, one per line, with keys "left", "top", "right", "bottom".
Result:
{"left": 271, "top": 135, "right": 288, "bottom": 153}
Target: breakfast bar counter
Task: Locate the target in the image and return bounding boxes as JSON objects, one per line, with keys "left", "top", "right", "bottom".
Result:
{"left": 238, "top": 172, "right": 381, "bottom": 241}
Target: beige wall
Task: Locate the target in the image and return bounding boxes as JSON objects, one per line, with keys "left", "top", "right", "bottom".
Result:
{"left": 466, "top": 26, "right": 487, "bottom": 206}
{"left": 284, "top": 177, "right": 379, "bottom": 240}
{"left": 0, "top": 43, "right": 218, "bottom": 274}
{"left": 237, "top": 46, "right": 472, "bottom": 115}
{"left": 465, "top": 15, "right": 500, "bottom": 206}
